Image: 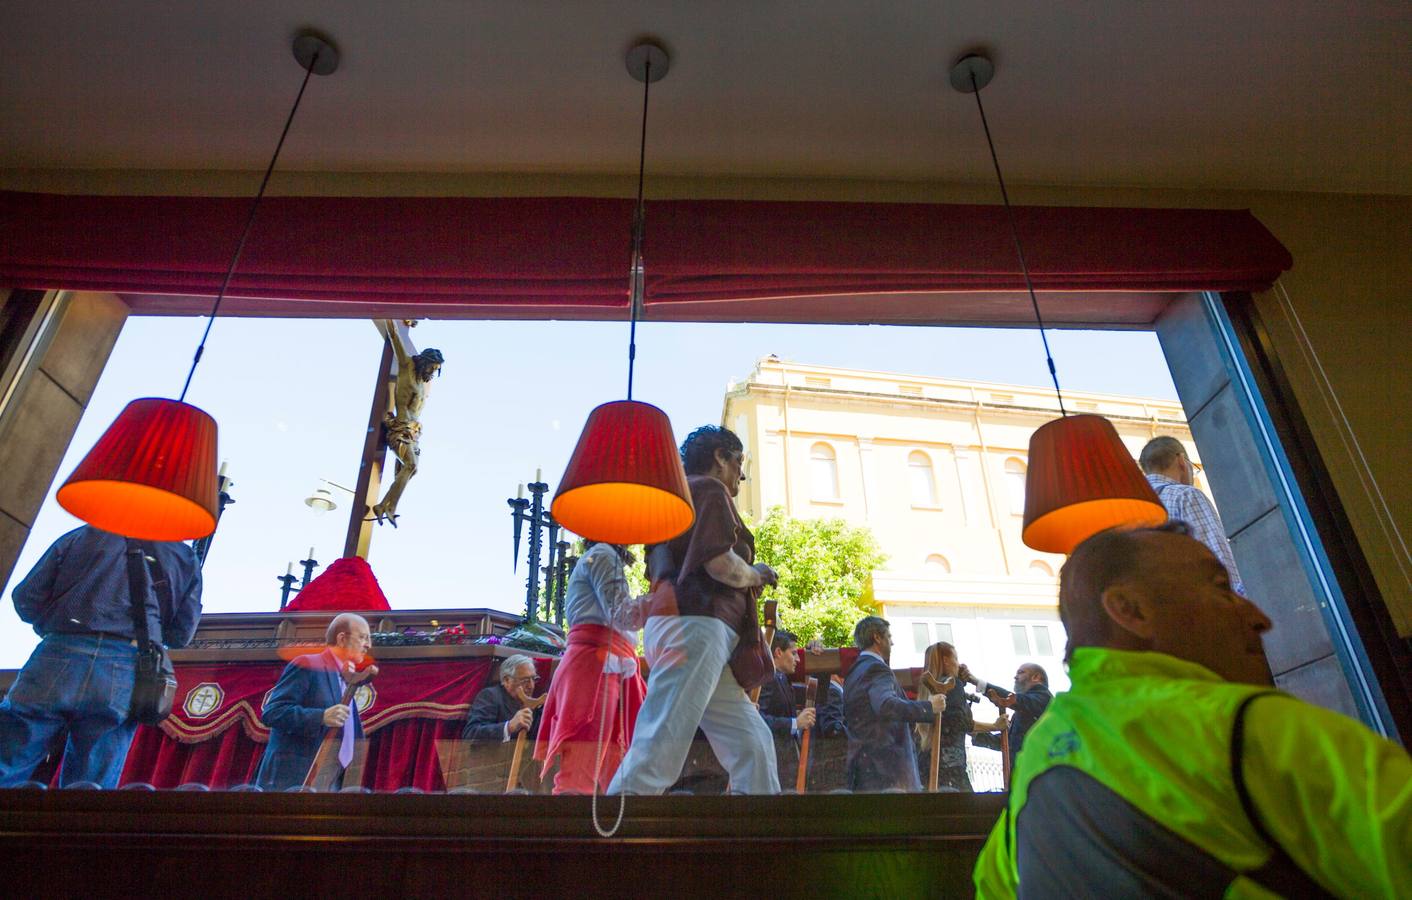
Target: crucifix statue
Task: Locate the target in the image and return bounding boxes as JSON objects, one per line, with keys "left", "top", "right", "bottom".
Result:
{"left": 343, "top": 320, "right": 444, "bottom": 559}
{"left": 371, "top": 320, "right": 444, "bottom": 526}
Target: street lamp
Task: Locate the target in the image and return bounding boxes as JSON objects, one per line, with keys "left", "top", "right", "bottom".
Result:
{"left": 304, "top": 479, "right": 355, "bottom": 514}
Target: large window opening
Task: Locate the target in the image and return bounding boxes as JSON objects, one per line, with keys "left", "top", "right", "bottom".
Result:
{"left": 0, "top": 289, "right": 1391, "bottom": 801}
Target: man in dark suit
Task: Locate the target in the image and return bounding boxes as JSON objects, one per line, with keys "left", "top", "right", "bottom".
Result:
{"left": 256, "top": 613, "right": 376, "bottom": 791}
{"left": 756, "top": 630, "right": 817, "bottom": 786}
{"left": 963, "top": 662, "right": 1053, "bottom": 757}
{"left": 843, "top": 616, "right": 946, "bottom": 792}
{"left": 462, "top": 654, "right": 541, "bottom": 743}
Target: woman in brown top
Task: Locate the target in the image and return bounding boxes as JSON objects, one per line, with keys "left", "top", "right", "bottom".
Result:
{"left": 608, "top": 425, "right": 782, "bottom": 795}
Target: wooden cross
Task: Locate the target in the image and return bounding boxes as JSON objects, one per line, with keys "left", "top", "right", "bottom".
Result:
{"left": 343, "top": 320, "right": 417, "bottom": 559}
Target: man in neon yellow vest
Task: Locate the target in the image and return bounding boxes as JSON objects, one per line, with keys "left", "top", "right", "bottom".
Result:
{"left": 974, "top": 524, "right": 1410, "bottom": 898}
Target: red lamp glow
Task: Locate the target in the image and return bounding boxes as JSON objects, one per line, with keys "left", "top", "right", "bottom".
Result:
{"left": 53, "top": 34, "right": 338, "bottom": 543}
{"left": 57, "top": 398, "right": 219, "bottom": 541}
{"left": 950, "top": 54, "right": 1168, "bottom": 555}
{"left": 551, "top": 45, "right": 694, "bottom": 546}
{"left": 1021, "top": 414, "right": 1168, "bottom": 554}
{"left": 552, "top": 400, "right": 694, "bottom": 545}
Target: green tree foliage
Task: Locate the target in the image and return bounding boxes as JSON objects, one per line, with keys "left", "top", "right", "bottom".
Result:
{"left": 751, "top": 507, "right": 887, "bottom": 648}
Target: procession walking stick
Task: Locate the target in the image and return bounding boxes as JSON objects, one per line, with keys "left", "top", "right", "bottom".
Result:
{"left": 794, "top": 676, "right": 819, "bottom": 794}
{"left": 505, "top": 689, "right": 547, "bottom": 793}
{"left": 999, "top": 709, "right": 1012, "bottom": 790}
{"left": 920, "top": 669, "right": 956, "bottom": 793}
{"left": 747, "top": 599, "right": 778, "bottom": 706}
{"left": 303, "top": 666, "right": 378, "bottom": 790}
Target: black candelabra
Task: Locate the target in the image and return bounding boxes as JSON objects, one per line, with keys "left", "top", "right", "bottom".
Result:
{"left": 277, "top": 549, "right": 321, "bottom": 610}
{"left": 508, "top": 479, "right": 568, "bottom": 625}
{"left": 548, "top": 539, "right": 572, "bottom": 624}
{"left": 192, "top": 466, "right": 237, "bottom": 567}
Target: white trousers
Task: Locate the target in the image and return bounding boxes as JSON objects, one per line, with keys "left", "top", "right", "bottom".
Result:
{"left": 608, "top": 615, "right": 780, "bottom": 795}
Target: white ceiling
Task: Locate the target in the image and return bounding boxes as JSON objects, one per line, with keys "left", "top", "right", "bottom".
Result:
{"left": 1, "top": 1, "right": 1408, "bottom": 194}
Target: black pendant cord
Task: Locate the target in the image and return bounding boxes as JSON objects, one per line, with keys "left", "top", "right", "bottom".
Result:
{"left": 178, "top": 50, "right": 322, "bottom": 403}
{"left": 969, "top": 71, "right": 1067, "bottom": 417}
{"left": 626, "top": 59, "right": 651, "bottom": 402}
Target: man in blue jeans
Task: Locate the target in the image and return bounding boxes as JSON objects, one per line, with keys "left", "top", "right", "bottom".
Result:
{"left": 0, "top": 525, "right": 202, "bottom": 788}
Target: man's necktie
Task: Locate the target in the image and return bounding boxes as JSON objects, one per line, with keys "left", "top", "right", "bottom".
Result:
{"left": 338, "top": 694, "right": 357, "bottom": 768}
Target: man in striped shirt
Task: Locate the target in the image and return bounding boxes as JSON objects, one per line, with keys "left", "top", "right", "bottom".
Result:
{"left": 1139, "top": 436, "right": 1245, "bottom": 596}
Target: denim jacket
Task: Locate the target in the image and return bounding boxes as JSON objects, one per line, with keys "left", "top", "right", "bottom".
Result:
{"left": 12, "top": 525, "right": 202, "bottom": 647}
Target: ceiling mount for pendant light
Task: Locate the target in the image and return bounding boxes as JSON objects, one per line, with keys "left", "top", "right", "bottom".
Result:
{"left": 950, "top": 52, "right": 1165, "bottom": 554}
{"left": 552, "top": 39, "right": 694, "bottom": 546}
{"left": 57, "top": 31, "right": 340, "bottom": 542}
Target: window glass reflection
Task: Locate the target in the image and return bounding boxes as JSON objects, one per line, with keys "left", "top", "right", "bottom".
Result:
{"left": 0, "top": 317, "right": 1196, "bottom": 799}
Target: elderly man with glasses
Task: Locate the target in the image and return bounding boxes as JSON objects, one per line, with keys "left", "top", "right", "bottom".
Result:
{"left": 463, "top": 654, "right": 541, "bottom": 744}
{"left": 1138, "top": 436, "right": 1244, "bottom": 596}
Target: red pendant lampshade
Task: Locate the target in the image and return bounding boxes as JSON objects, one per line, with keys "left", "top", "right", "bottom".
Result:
{"left": 552, "top": 400, "right": 694, "bottom": 545}
{"left": 57, "top": 398, "right": 219, "bottom": 541}
{"left": 1021, "top": 414, "right": 1167, "bottom": 554}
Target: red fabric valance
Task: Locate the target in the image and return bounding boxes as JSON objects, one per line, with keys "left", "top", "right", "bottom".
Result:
{"left": 0, "top": 190, "right": 1292, "bottom": 312}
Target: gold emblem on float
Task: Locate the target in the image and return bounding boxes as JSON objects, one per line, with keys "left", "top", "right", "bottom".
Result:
{"left": 354, "top": 683, "right": 376, "bottom": 713}
{"left": 183, "top": 682, "right": 224, "bottom": 718}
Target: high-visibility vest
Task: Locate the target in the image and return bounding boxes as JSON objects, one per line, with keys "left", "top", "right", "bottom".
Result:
{"left": 974, "top": 647, "right": 1408, "bottom": 898}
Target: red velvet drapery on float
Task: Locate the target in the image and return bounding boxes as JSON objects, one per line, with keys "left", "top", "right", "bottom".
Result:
{"left": 0, "top": 192, "right": 1293, "bottom": 314}
{"left": 110, "top": 656, "right": 553, "bottom": 791}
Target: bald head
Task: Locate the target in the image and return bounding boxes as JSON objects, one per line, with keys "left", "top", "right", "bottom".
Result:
{"left": 1018, "top": 663, "right": 1048, "bottom": 686}
{"left": 1059, "top": 524, "right": 1273, "bottom": 685}
{"left": 325, "top": 613, "right": 368, "bottom": 645}
{"left": 1059, "top": 526, "right": 1172, "bottom": 658}
{"left": 325, "top": 613, "right": 371, "bottom": 664}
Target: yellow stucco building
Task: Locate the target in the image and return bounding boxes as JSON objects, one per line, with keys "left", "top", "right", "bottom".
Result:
{"left": 724, "top": 356, "right": 1204, "bottom": 689}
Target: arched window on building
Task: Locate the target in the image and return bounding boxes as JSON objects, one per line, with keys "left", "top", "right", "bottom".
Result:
{"left": 1004, "top": 457, "right": 1027, "bottom": 516}
{"left": 908, "top": 450, "right": 938, "bottom": 507}
{"left": 924, "top": 554, "right": 951, "bottom": 574}
{"left": 1028, "top": 560, "right": 1054, "bottom": 578}
{"left": 810, "top": 442, "right": 839, "bottom": 500}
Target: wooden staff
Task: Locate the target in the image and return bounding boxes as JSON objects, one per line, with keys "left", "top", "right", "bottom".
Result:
{"left": 747, "top": 599, "right": 778, "bottom": 706}
{"left": 505, "top": 688, "right": 547, "bottom": 793}
{"left": 984, "top": 687, "right": 1015, "bottom": 790}
{"left": 920, "top": 670, "right": 956, "bottom": 793}
{"left": 794, "top": 676, "right": 819, "bottom": 794}
{"left": 999, "top": 708, "right": 1012, "bottom": 790}
{"left": 302, "top": 666, "right": 377, "bottom": 790}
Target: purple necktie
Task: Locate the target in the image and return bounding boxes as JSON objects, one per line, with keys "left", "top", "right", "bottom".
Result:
{"left": 338, "top": 694, "right": 357, "bottom": 768}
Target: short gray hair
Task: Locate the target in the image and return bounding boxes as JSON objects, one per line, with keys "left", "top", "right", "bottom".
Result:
{"left": 498, "top": 654, "right": 536, "bottom": 685}
{"left": 1139, "top": 435, "right": 1187, "bottom": 474}
{"left": 853, "top": 615, "right": 890, "bottom": 651}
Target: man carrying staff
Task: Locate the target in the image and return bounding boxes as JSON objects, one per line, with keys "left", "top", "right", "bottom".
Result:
{"left": 756, "top": 630, "right": 817, "bottom": 786}
{"left": 534, "top": 542, "right": 647, "bottom": 795}
{"left": 609, "top": 425, "right": 780, "bottom": 795}
{"left": 843, "top": 616, "right": 946, "bottom": 792}
{"left": 256, "top": 612, "right": 376, "bottom": 791}
{"left": 961, "top": 662, "right": 1052, "bottom": 758}
{"left": 463, "top": 654, "right": 542, "bottom": 745}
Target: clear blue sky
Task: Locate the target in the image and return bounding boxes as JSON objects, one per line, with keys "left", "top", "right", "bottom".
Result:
{"left": 0, "top": 316, "right": 1179, "bottom": 667}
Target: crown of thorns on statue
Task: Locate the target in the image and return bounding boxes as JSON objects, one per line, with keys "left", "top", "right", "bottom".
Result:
{"left": 413, "top": 348, "right": 445, "bottom": 381}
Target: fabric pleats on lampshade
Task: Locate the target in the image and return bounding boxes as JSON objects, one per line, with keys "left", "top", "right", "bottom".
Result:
{"left": 57, "top": 398, "right": 219, "bottom": 541}
{"left": 1021, "top": 414, "right": 1167, "bottom": 554}
{"left": 552, "top": 400, "right": 694, "bottom": 545}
